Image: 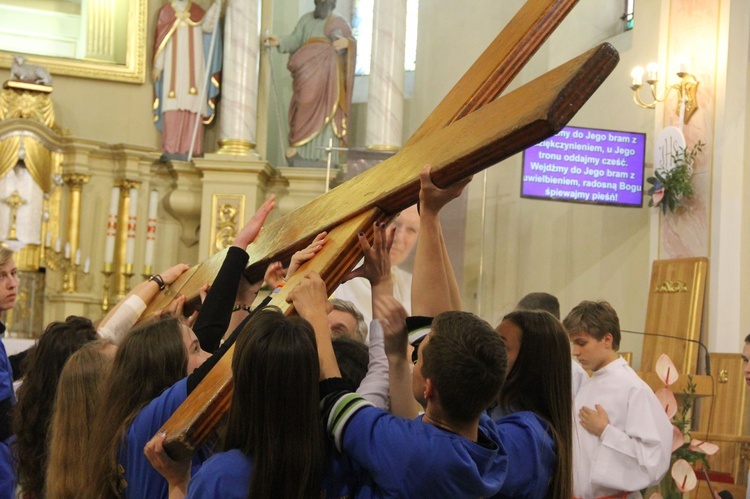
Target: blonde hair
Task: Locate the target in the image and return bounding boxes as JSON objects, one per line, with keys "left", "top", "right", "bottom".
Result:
{"left": 46, "top": 340, "right": 115, "bottom": 499}
{"left": 0, "top": 246, "right": 13, "bottom": 267}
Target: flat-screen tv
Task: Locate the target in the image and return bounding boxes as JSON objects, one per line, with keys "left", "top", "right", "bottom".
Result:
{"left": 521, "top": 126, "right": 646, "bottom": 207}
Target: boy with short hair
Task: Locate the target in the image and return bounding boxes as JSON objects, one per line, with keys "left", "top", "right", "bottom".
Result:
{"left": 564, "top": 300, "right": 672, "bottom": 498}
{"left": 291, "top": 271, "right": 511, "bottom": 497}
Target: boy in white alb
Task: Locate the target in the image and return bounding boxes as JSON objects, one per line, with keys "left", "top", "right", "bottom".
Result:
{"left": 564, "top": 300, "right": 672, "bottom": 499}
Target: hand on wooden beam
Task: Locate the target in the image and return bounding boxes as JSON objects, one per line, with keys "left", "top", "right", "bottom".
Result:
{"left": 144, "top": 430, "right": 191, "bottom": 499}
{"left": 418, "top": 165, "right": 472, "bottom": 217}
{"left": 288, "top": 271, "right": 341, "bottom": 380}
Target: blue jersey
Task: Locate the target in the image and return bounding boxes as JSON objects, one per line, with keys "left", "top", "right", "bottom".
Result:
{"left": 491, "top": 411, "right": 556, "bottom": 498}
{"left": 119, "top": 378, "right": 213, "bottom": 499}
{"left": 325, "top": 393, "right": 509, "bottom": 497}
{"left": 0, "top": 336, "right": 15, "bottom": 499}
{"left": 187, "top": 447, "right": 358, "bottom": 499}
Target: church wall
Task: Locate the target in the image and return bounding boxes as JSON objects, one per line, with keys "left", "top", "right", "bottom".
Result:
{"left": 405, "top": 0, "right": 662, "bottom": 367}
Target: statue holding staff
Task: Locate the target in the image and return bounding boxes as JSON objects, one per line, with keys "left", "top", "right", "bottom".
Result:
{"left": 153, "top": 0, "right": 222, "bottom": 160}
{"left": 265, "top": 0, "right": 356, "bottom": 166}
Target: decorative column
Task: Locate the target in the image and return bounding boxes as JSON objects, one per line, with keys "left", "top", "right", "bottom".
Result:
{"left": 63, "top": 174, "right": 90, "bottom": 292}
{"left": 83, "top": 0, "right": 116, "bottom": 62}
{"left": 114, "top": 179, "right": 140, "bottom": 297}
{"left": 217, "top": 0, "right": 262, "bottom": 155}
{"left": 365, "top": 0, "right": 407, "bottom": 150}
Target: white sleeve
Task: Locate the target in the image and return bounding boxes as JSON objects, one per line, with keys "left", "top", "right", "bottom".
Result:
{"left": 97, "top": 295, "right": 147, "bottom": 344}
{"left": 590, "top": 387, "right": 672, "bottom": 491}
{"left": 355, "top": 320, "right": 390, "bottom": 410}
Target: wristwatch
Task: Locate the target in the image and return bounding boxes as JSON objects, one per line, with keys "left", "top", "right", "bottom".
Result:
{"left": 148, "top": 274, "right": 166, "bottom": 290}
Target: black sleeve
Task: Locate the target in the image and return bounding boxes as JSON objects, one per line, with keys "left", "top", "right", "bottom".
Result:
{"left": 8, "top": 349, "right": 29, "bottom": 381}
{"left": 186, "top": 296, "right": 272, "bottom": 394}
{"left": 0, "top": 398, "right": 11, "bottom": 442}
{"left": 192, "top": 246, "right": 250, "bottom": 353}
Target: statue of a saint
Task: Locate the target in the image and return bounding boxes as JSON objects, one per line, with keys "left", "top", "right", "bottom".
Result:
{"left": 265, "top": 0, "right": 356, "bottom": 166}
{"left": 152, "top": 0, "right": 222, "bottom": 160}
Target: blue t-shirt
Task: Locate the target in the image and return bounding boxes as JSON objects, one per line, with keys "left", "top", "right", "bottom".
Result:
{"left": 327, "top": 395, "right": 509, "bottom": 498}
{"left": 187, "top": 447, "right": 358, "bottom": 499}
{"left": 119, "top": 378, "right": 213, "bottom": 499}
{"left": 0, "top": 337, "right": 15, "bottom": 499}
{"left": 491, "top": 411, "right": 556, "bottom": 498}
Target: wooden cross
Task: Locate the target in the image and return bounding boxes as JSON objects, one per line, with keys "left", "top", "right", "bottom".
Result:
{"left": 3, "top": 190, "right": 26, "bottom": 241}
{"left": 155, "top": 0, "right": 620, "bottom": 459}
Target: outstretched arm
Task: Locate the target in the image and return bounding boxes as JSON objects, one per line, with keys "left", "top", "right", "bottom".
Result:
{"left": 411, "top": 165, "right": 471, "bottom": 316}
{"left": 375, "top": 294, "right": 419, "bottom": 418}
{"left": 98, "top": 263, "right": 190, "bottom": 343}
{"left": 289, "top": 271, "right": 341, "bottom": 380}
{"left": 192, "top": 196, "right": 275, "bottom": 351}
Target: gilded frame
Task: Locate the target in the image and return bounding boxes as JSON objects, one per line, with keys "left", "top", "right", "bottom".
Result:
{"left": 0, "top": 0, "right": 147, "bottom": 84}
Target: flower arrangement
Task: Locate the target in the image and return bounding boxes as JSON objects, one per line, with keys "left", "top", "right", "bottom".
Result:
{"left": 647, "top": 141, "right": 704, "bottom": 214}
{"left": 649, "top": 354, "right": 718, "bottom": 499}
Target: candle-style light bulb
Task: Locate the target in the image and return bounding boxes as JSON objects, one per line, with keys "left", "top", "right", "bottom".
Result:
{"left": 646, "top": 62, "right": 659, "bottom": 83}
{"left": 630, "top": 66, "right": 644, "bottom": 87}
{"left": 675, "top": 55, "right": 690, "bottom": 76}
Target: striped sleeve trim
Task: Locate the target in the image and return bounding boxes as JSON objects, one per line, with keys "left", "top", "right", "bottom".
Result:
{"left": 324, "top": 391, "right": 373, "bottom": 452}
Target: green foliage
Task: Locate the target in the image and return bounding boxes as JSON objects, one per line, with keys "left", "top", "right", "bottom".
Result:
{"left": 647, "top": 141, "right": 705, "bottom": 214}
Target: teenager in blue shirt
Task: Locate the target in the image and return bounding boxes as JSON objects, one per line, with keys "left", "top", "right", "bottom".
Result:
{"left": 492, "top": 310, "right": 573, "bottom": 498}
{"left": 289, "top": 269, "right": 510, "bottom": 497}
{"left": 411, "top": 165, "right": 574, "bottom": 498}
{"left": 0, "top": 246, "right": 18, "bottom": 499}
{"left": 168, "top": 308, "right": 329, "bottom": 498}
{"left": 85, "top": 197, "right": 275, "bottom": 498}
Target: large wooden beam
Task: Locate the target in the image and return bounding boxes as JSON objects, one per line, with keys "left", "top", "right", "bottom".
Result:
{"left": 142, "top": 42, "right": 618, "bottom": 318}
{"left": 162, "top": 209, "right": 389, "bottom": 460}
{"left": 159, "top": 42, "right": 618, "bottom": 457}
{"left": 405, "top": 0, "right": 580, "bottom": 146}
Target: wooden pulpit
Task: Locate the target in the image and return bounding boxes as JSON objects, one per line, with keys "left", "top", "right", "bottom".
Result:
{"left": 152, "top": 0, "right": 622, "bottom": 459}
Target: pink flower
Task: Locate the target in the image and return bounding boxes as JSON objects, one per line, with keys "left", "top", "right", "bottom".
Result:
{"left": 656, "top": 354, "right": 679, "bottom": 386}
{"left": 671, "top": 459, "right": 697, "bottom": 492}
{"left": 689, "top": 439, "right": 719, "bottom": 455}
{"left": 652, "top": 187, "right": 665, "bottom": 206}
{"left": 671, "top": 425, "right": 684, "bottom": 453}
{"left": 655, "top": 387, "right": 678, "bottom": 419}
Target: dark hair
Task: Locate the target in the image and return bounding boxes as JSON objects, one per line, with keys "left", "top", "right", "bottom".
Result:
{"left": 745, "top": 334, "right": 750, "bottom": 344}
{"left": 87, "top": 316, "right": 187, "bottom": 498}
{"left": 332, "top": 337, "right": 368, "bottom": 388}
{"left": 224, "top": 308, "right": 324, "bottom": 498}
{"left": 516, "top": 292, "right": 561, "bottom": 320}
{"left": 13, "top": 316, "right": 97, "bottom": 498}
{"left": 563, "top": 300, "right": 621, "bottom": 350}
{"left": 421, "top": 311, "right": 506, "bottom": 424}
{"left": 498, "top": 310, "right": 573, "bottom": 499}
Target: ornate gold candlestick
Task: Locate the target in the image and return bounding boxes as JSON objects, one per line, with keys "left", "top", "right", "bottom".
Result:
{"left": 3, "top": 191, "right": 27, "bottom": 241}
{"left": 141, "top": 265, "right": 153, "bottom": 283}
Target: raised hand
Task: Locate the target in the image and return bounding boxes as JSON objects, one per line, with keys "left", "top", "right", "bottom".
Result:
{"left": 159, "top": 263, "right": 191, "bottom": 286}
{"left": 234, "top": 195, "right": 276, "bottom": 249}
{"left": 373, "top": 294, "right": 409, "bottom": 359}
{"left": 344, "top": 222, "right": 393, "bottom": 287}
{"left": 286, "top": 231, "right": 327, "bottom": 278}
{"left": 419, "top": 164, "right": 472, "bottom": 216}
{"left": 287, "top": 271, "right": 331, "bottom": 321}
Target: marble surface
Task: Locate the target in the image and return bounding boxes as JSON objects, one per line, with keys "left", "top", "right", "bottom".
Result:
{"left": 365, "top": 0, "right": 407, "bottom": 149}
{"left": 219, "top": 0, "right": 260, "bottom": 146}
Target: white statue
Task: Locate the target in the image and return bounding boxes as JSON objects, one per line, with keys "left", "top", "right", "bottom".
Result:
{"left": 10, "top": 55, "right": 53, "bottom": 86}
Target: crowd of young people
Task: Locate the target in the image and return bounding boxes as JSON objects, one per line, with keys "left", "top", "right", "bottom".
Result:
{"left": 0, "top": 166, "right": 737, "bottom": 498}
